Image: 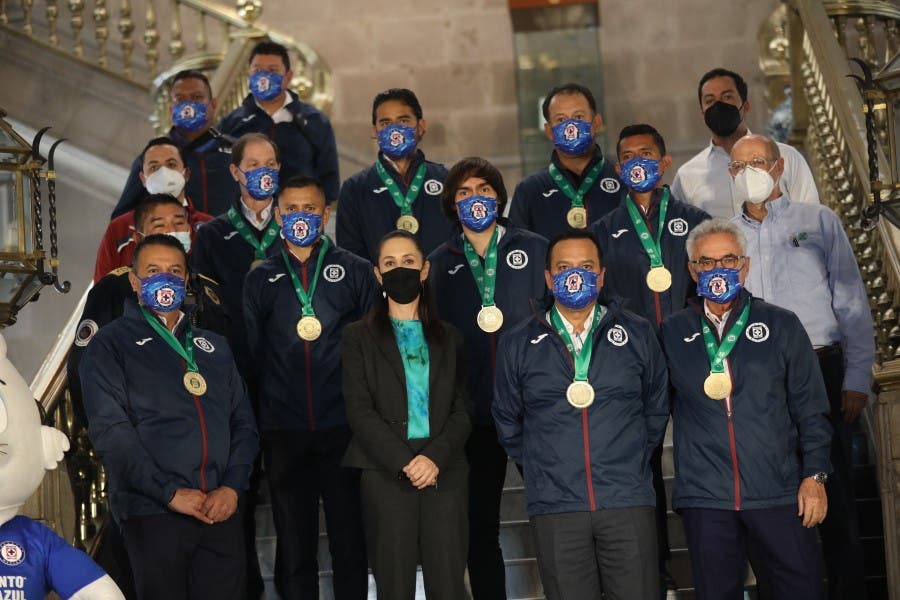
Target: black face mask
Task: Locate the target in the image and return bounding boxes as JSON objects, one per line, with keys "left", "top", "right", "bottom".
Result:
{"left": 704, "top": 101, "right": 744, "bottom": 137}
{"left": 381, "top": 267, "right": 422, "bottom": 304}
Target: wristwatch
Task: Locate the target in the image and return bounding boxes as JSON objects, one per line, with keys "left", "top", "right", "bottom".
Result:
{"left": 811, "top": 472, "right": 829, "bottom": 485}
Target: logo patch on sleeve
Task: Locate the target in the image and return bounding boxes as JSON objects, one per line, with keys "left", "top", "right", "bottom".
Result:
{"left": 193, "top": 337, "right": 216, "bottom": 353}
{"left": 74, "top": 319, "right": 99, "bottom": 347}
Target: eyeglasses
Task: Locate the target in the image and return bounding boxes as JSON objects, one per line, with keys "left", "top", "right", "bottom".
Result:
{"left": 689, "top": 254, "right": 746, "bottom": 271}
{"left": 727, "top": 157, "right": 775, "bottom": 174}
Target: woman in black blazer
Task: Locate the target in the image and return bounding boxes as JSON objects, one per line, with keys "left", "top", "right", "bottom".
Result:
{"left": 342, "top": 229, "right": 471, "bottom": 600}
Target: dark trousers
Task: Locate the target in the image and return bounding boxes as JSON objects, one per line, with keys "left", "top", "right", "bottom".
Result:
{"left": 360, "top": 467, "right": 468, "bottom": 600}
{"left": 122, "top": 510, "right": 245, "bottom": 600}
{"left": 531, "top": 507, "right": 659, "bottom": 600}
{"left": 242, "top": 453, "right": 264, "bottom": 600}
{"left": 651, "top": 443, "right": 671, "bottom": 569}
{"left": 466, "top": 425, "right": 509, "bottom": 599}
{"left": 263, "top": 427, "right": 368, "bottom": 600}
{"left": 816, "top": 346, "right": 868, "bottom": 599}
{"left": 681, "top": 506, "right": 824, "bottom": 600}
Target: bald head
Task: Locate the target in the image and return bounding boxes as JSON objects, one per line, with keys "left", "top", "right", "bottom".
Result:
{"left": 732, "top": 134, "right": 780, "bottom": 162}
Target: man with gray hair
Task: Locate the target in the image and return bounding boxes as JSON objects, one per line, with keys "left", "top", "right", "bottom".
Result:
{"left": 659, "top": 218, "right": 832, "bottom": 599}
{"left": 731, "top": 133, "right": 875, "bottom": 599}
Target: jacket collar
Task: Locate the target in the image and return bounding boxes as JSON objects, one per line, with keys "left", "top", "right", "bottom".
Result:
{"left": 123, "top": 298, "right": 196, "bottom": 336}
{"left": 529, "top": 292, "right": 625, "bottom": 328}
{"left": 549, "top": 144, "right": 605, "bottom": 182}
{"left": 688, "top": 288, "right": 753, "bottom": 335}
{"left": 377, "top": 149, "right": 425, "bottom": 182}
{"left": 241, "top": 89, "right": 303, "bottom": 115}
{"left": 446, "top": 219, "right": 516, "bottom": 254}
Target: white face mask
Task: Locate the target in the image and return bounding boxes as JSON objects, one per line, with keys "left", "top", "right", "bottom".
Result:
{"left": 144, "top": 167, "right": 187, "bottom": 197}
{"left": 165, "top": 230, "right": 192, "bottom": 253}
{"left": 732, "top": 165, "right": 776, "bottom": 205}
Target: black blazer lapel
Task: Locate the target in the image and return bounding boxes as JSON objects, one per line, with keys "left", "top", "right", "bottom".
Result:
{"left": 427, "top": 335, "right": 445, "bottom": 396}
{"left": 368, "top": 320, "right": 407, "bottom": 385}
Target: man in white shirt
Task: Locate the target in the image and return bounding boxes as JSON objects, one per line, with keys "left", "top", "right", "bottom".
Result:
{"left": 671, "top": 67, "right": 818, "bottom": 218}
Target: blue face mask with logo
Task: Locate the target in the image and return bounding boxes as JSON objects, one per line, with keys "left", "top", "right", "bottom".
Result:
{"left": 139, "top": 272, "right": 186, "bottom": 313}
{"left": 241, "top": 166, "right": 279, "bottom": 200}
{"left": 457, "top": 195, "right": 498, "bottom": 233}
{"left": 696, "top": 267, "right": 742, "bottom": 304}
{"left": 378, "top": 124, "right": 418, "bottom": 159}
{"left": 249, "top": 71, "right": 284, "bottom": 102}
{"left": 552, "top": 267, "right": 600, "bottom": 310}
{"left": 551, "top": 119, "right": 594, "bottom": 156}
{"left": 171, "top": 100, "right": 208, "bottom": 133}
{"left": 281, "top": 211, "right": 322, "bottom": 247}
{"left": 619, "top": 157, "right": 662, "bottom": 193}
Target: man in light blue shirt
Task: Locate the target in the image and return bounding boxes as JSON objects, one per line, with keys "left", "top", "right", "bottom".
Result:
{"left": 731, "top": 134, "right": 874, "bottom": 600}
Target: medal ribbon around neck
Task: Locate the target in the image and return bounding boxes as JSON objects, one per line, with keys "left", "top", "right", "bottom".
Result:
{"left": 549, "top": 305, "right": 603, "bottom": 382}
{"left": 375, "top": 161, "right": 427, "bottom": 218}
{"left": 701, "top": 301, "right": 751, "bottom": 375}
{"left": 227, "top": 206, "right": 280, "bottom": 260}
{"left": 280, "top": 237, "right": 330, "bottom": 318}
{"left": 139, "top": 305, "right": 199, "bottom": 374}
{"left": 548, "top": 158, "right": 605, "bottom": 210}
{"left": 624, "top": 187, "right": 670, "bottom": 270}
{"left": 462, "top": 227, "right": 500, "bottom": 308}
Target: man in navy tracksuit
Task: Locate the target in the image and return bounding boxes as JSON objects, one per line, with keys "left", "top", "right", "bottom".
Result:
{"left": 493, "top": 229, "right": 669, "bottom": 600}
{"left": 507, "top": 83, "right": 623, "bottom": 240}
{"left": 336, "top": 88, "right": 452, "bottom": 263}
{"left": 112, "top": 69, "right": 238, "bottom": 218}
{"left": 659, "top": 219, "right": 832, "bottom": 600}
{"left": 427, "top": 157, "right": 547, "bottom": 600}
{"left": 217, "top": 41, "right": 339, "bottom": 203}
{"left": 80, "top": 234, "right": 259, "bottom": 600}
{"left": 244, "top": 176, "right": 377, "bottom": 599}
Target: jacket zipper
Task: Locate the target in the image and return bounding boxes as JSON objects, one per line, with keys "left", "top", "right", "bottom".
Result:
{"left": 300, "top": 260, "right": 315, "bottom": 431}
{"left": 724, "top": 356, "right": 740, "bottom": 510}
{"left": 183, "top": 358, "right": 209, "bottom": 492}
{"left": 538, "top": 316, "right": 596, "bottom": 511}
{"left": 653, "top": 291, "right": 662, "bottom": 327}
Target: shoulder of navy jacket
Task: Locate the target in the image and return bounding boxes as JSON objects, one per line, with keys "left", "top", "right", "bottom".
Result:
{"left": 209, "top": 128, "right": 235, "bottom": 148}
{"left": 108, "top": 265, "right": 132, "bottom": 276}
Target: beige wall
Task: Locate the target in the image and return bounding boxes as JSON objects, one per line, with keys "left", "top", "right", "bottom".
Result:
{"left": 255, "top": 0, "right": 783, "bottom": 186}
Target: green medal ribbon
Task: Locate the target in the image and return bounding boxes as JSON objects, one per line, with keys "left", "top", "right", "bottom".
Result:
{"left": 624, "top": 187, "right": 670, "bottom": 269}
{"left": 549, "top": 305, "right": 603, "bottom": 382}
{"left": 548, "top": 159, "right": 606, "bottom": 209}
{"left": 280, "top": 237, "right": 330, "bottom": 317}
{"left": 462, "top": 228, "right": 500, "bottom": 308}
{"left": 227, "top": 206, "right": 280, "bottom": 260}
{"left": 375, "top": 161, "right": 427, "bottom": 217}
{"left": 139, "top": 305, "right": 199, "bottom": 373}
{"left": 701, "top": 301, "right": 752, "bottom": 374}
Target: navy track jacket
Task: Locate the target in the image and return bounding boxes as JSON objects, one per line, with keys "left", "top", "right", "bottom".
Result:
{"left": 427, "top": 223, "right": 548, "bottom": 426}
{"left": 659, "top": 291, "right": 833, "bottom": 511}
{"left": 218, "top": 92, "right": 340, "bottom": 202}
{"left": 493, "top": 296, "right": 669, "bottom": 517}
{"left": 508, "top": 146, "right": 624, "bottom": 241}
{"left": 592, "top": 188, "right": 711, "bottom": 327}
{"left": 336, "top": 151, "right": 452, "bottom": 264}
{"left": 80, "top": 300, "right": 259, "bottom": 522}
{"left": 244, "top": 239, "right": 378, "bottom": 431}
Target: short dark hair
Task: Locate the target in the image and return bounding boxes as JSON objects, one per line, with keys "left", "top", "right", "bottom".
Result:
{"left": 616, "top": 124, "right": 667, "bottom": 158}
{"left": 140, "top": 137, "right": 185, "bottom": 168}
{"left": 371, "top": 88, "right": 423, "bottom": 125}
{"left": 249, "top": 40, "right": 290, "bottom": 71}
{"left": 133, "top": 194, "right": 185, "bottom": 233}
{"left": 369, "top": 230, "right": 444, "bottom": 342}
{"left": 545, "top": 229, "right": 603, "bottom": 270}
{"left": 276, "top": 175, "right": 325, "bottom": 206}
{"left": 697, "top": 68, "right": 748, "bottom": 104}
{"left": 440, "top": 157, "right": 508, "bottom": 228}
{"left": 171, "top": 69, "right": 212, "bottom": 99}
{"left": 231, "top": 132, "right": 280, "bottom": 166}
{"left": 132, "top": 232, "right": 188, "bottom": 269}
{"left": 541, "top": 83, "right": 597, "bottom": 121}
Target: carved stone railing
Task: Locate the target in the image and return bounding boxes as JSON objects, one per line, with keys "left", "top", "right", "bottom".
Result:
{"left": 0, "top": 0, "right": 333, "bottom": 132}
{"left": 788, "top": 1, "right": 900, "bottom": 597}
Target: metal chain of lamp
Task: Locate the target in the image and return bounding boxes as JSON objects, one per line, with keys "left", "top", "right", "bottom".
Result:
{"left": 0, "top": 108, "right": 70, "bottom": 327}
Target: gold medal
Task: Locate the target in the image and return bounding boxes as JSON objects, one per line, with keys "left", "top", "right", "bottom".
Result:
{"left": 396, "top": 214, "right": 420, "bottom": 234}
{"left": 703, "top": 372, "right": 732, "bottom": 400}
{"left": 646, "top": 266, "right": 672, "bottom": 293}
{"left": 250, "top": 259, "right": 265, "bottom": 270}
{"left": 566, "top": 206, "right": 588, "bottom": 229}
{"left": 183, "top": 371, "right": 208, "bottom": 396}
{"left": 476, "top": 305, "right": 504, "bottom": 333}
{"left": 566, "top": 380, "right": 595, "bottom": 408}
{"left": 296, "top": 316, "right": 322, "bottom": 341}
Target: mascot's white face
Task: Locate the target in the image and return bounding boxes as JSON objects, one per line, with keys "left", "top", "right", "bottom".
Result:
{"left": 0, "top": 334, "right": 69, "bottom": 524}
